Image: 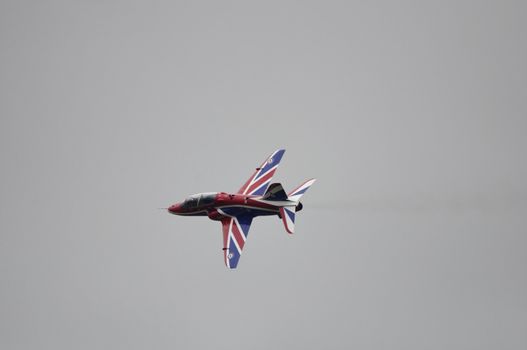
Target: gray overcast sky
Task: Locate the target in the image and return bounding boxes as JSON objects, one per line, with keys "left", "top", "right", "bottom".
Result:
{"left": 1, "top": 1, "right": 526, "bottom": 349}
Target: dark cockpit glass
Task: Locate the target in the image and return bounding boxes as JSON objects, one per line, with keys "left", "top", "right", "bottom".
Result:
{"left": 181, "top": 196, "right": 199, "bottom": 209}
{"left": 199, "top": 193, "right": 216, "bottom": 206}
{"left": 181, "top": 193, "right": 216, "bottom": 209}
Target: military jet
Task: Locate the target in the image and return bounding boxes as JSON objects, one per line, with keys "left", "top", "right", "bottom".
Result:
{"left": 168, "top": 149, "right": 316, "bottom": 269}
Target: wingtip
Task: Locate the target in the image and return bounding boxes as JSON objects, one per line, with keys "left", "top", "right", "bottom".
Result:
{"left": 303, "top": 178, "right": 317, "bottom": 186}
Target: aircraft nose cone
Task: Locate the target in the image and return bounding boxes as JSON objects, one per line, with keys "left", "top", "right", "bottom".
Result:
{"left": 168, "top": 204, "right": 180, "bottom": 214}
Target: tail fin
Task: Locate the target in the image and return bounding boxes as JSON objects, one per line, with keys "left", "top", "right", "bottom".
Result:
{"left": 263, "top": 183, "right": 288, "bottom": 201}
{"left": 279, "top": 179, "right": 316, "bottom": 234}
{"left": 287, "top": 178, "right": 317, "bottom": 202}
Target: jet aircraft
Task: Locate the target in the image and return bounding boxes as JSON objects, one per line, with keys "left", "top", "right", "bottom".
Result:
{"left": 168, "top": 149, "right": 316, "bottom": 269}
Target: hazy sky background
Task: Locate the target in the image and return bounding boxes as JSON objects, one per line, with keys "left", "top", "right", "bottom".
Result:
{"left": 1, "top": 1, "right": 526, "bottom": 349}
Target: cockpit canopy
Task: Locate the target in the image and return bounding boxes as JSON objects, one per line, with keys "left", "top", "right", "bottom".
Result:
{"left": 181, "top": 192, "right": 218, "bottom": 209}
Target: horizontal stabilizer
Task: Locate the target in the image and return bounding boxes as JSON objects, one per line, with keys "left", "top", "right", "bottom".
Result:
{"left": 288, "top": 178, "right": 316, "bottom": 202}
{"left": 279, "top": 207, "right": 296, "bottom": 234}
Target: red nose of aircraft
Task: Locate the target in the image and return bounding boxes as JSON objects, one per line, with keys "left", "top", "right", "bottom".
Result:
{"left": 168, "top": 204, "right": 181, "bottom": 214}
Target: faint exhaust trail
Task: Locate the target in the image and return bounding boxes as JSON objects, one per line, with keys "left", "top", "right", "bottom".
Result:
{"left": 307, "top": 190, "right": 527, "bottom": 213}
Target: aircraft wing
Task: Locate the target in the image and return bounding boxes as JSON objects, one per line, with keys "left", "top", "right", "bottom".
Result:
{"left": 221, "top": 215, "right": 254, "bottom": 269}
{"left": 237, "top": 149, "right": 285, "bottom": 196}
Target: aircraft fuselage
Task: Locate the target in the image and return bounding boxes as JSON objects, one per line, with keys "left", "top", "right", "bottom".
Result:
{"left": 168, "top": 192, "right": 300, "bottom": 220}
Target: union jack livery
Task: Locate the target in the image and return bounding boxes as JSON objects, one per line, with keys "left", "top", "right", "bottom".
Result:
{"left": 167, "top": 149, "right": 316, "bottom": 269}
